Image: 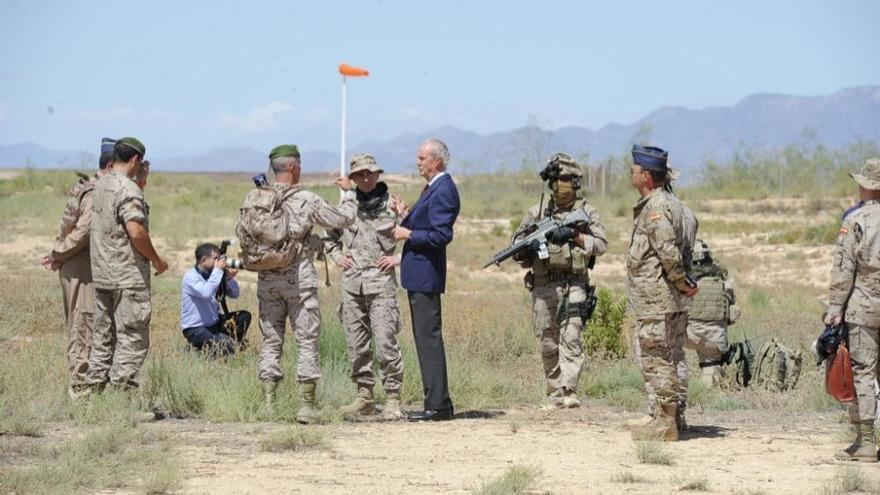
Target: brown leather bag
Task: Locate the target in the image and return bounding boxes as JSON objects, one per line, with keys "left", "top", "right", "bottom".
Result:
{"left": 826, "top": 342, "right": 856, "bottom": 403}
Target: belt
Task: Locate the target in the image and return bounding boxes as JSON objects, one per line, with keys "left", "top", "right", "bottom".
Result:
{"left": 536, "top": 271, "right": 585, "bottom": 284}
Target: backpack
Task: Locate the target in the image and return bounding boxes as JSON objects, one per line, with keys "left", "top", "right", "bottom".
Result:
{"left": 753, "top": 338, "right": 803, "bottom": 392}
{"left": 725, "top": 339, "right": 755, "bottom": 387}
{"left": 235, "top": 185, "right": 301, "bottom": 271}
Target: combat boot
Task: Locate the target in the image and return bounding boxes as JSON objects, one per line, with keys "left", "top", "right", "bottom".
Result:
{"left": 631, "top": 402, "right": 678, "bottom": 442}
{"left": 339, "top": 385, "right": 375, "bottom": 417}
{"left": 835, "top": 421, "right": 879, "bottom": 462}
{"left": 381, "top": 391, "right": 405, "bottom": 421}
{"left": 296, "top": 382, "right": 319, "bottom": 425}
{"left": 542, "top": 389, "right": 565, "bottom": 410}
{"left": 68, "top": 384, "right": 93, "bottom": 401}
{"left": 262, "top": 380, "right": 278, "bottom": 417}
{"left": 562, "top": 389, "right": 581, "bottom": 409}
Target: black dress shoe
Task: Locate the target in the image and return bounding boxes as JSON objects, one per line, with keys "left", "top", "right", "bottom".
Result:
{"left": 407, "top": 408, "right": 454, "bottom": 422}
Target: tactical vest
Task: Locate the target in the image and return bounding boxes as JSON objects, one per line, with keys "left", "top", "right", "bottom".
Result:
{"left": 58, "top": 175, "right": 95, "bottom": 240}
{"left": 689, "top": 274, "right": 727, "bottom": 321}
{"left": 532, "top": 199, "right": 591, "bottom": 286}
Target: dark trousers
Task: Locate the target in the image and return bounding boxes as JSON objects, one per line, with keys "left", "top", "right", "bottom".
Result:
{"left": 183, "top": 310, "right": 251, "bottom": 357}
{"left": 408, "top": 291, "right": 453, "bottom": 412}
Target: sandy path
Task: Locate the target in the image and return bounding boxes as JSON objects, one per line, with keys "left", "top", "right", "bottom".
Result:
{"left": 165, "top": 403, "right": 875, "bottom": 495}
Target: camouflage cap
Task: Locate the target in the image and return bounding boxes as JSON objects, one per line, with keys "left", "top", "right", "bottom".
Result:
{"left": 348, "top": 153, "right": 383, "bottom": 178}
{"left": 851, "top": 158, "right": 880, "bottom": 191}
{"left": 269, "top": 144, "right": 301, "bottom": 161}
{"left": 115, "top": 137, "right": 146, "bottom": 156}
{"left": 546, "top": 152, "right": 582, "bottom": 177}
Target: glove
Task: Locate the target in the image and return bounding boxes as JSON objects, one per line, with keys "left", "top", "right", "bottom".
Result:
{"left": 548, "top": 227, "right": 576, "bottom": 245}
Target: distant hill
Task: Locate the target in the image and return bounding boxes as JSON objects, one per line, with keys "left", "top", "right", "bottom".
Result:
{"left": 358, "top": 85, "right": 880, "bottom": 173}
{"left": 2, "top": 85, "right": 878, "bottom": 174}
{"left": 0, "top": 142, "right": 94, "bottom": 170}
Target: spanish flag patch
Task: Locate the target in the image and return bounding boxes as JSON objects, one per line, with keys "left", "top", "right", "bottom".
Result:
{"left": 839, "top": 227, "right": 849, "bottom": 234}
{"left": 649, "top": 212, "right": 662, "bottom": 221}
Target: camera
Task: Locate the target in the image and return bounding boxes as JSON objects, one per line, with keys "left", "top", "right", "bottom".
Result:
{"left": 225, "top": 257, "right": 245, "bottom": 270}
{"left": 218, "top": 239, "right": 245, "bottom": 269}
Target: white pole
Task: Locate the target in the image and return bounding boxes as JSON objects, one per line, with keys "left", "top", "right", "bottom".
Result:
{"left": 340, "top": 75, "right": 347, "bottom": 198}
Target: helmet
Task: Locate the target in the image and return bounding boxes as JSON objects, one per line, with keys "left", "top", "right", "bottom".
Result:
{"left": 540, "top": 152, "right": 583, "bottom": 187}
{"left": 812, "top": 323, "right": 845, "bottom": 366}
{"left": 692, "top": 239, "right": 713, "bottom": 265}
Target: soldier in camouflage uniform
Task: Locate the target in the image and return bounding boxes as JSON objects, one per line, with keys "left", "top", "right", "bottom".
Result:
{"left": 513, "top": 153, "right": 607, "bottom": 409}
{"left": 325, "top": 154, "right": 405, "bottom": 420}
{"left": 41, "top": 138, "right": 114, "bottom": 398}
{"left": 85, "top": 137, "right": 168, "bottom": 392}
{"left": 826, "top": 158, "right": 880, "bottom": 462}
{"left": 685, "top": 239, "right": 739, "bottom": 387}
{"left": 626, "top": 145, "right": 698, "bottom": 442}
{"left": 257, "top": 145, "right": 356, "bottom": 424}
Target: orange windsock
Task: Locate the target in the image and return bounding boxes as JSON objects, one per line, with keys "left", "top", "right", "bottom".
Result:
{"left": 339, "top": 63, "right": 369, "bottom": 77}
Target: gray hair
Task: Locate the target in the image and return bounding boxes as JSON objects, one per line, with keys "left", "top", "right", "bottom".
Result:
{"left": 270, "top": 156, "right": 300, "bottom": 173}
{"left": 422, "top": 138, "right": 450, "bottom": 169}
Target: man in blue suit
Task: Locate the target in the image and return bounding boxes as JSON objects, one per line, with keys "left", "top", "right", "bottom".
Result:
{"left": 391, "top": 138, "right": 460, "bottom": 421}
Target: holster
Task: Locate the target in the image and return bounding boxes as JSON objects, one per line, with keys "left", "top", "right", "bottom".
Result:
{"left": 554, "top": 285, "right": 598, "bottom": 325}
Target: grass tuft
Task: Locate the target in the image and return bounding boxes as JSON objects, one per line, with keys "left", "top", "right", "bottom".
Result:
{"left": 610, "top": 470, "right": 644, "bottom": 483}
{"left": 670, "top": 471, "right": 710, "bottom": 491}
{"left": 0, "top": 423, "right": 180, "bottom": 495}
{"left": 0, "top": 412, "right": 43, "bottom": 437}
{"left": 820, "top": 466, "right": 872, "bottom": 495}
{"left": 582, "top": 359, "right": 644, "bottom": 411}
{"left": 141, "top": 457, "right": 183, "bottom": 494}
{"left": 472, "top": 465, "right": 542, "bottom": 495}
{"left": 259, "top": 427, "right": 329, "bottom": 453}
{"left": 634, "top": 441, "right": 674, "bottom": 465}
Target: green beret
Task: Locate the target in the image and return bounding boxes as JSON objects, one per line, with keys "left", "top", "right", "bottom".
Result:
{"left": 115, "top": 137, "right": 146, "bottom": 156}
{"left": 269, "top": 144, "right": 300, "bottom": 160}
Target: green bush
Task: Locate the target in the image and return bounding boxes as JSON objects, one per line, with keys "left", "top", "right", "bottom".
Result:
{"left": 767, "top": 221, "right": 840, "bottom": 245}
{"left": 584, "top": 287, "right": 627, "bottom": 358}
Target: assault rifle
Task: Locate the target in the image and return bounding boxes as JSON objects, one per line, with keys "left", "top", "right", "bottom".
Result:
{"left": 483, "top": 208, "right": 591, "bottom": 269}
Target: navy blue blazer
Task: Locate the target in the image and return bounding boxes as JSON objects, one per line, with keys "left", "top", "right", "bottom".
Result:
{"left": 400, "top": 173, "right": 460, "bottom": 294}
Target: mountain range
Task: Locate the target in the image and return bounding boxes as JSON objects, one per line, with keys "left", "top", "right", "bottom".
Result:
{"left": 2, "top": 85, "right": 878, "bottom": 175}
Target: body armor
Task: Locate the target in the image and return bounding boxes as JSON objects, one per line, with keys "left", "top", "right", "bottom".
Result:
{"left": 531, "top": 199, "right": 591, "bottom": 286}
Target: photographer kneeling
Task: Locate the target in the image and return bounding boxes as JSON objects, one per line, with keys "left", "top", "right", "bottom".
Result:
{"left": 180, "top": 243, "right": 251, "bottom": 356}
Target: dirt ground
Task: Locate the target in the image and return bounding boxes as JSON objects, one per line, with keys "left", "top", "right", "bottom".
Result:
{"left": 130, "top": 402, "right": 874, "bottom": 495}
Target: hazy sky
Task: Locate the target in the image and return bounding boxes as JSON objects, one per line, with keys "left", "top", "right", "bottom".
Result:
{"left": 1, "top": 0, "right": 878, "bottom": 156}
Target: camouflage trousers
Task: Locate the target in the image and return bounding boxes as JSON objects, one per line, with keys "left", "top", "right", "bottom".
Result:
{"left": 634, "top": 312, "right": 687, "bottom": 413}
{"left": 85, "top": 287, "right": 151, "bottom": 389}
{"left": 846, "top": 324, "right": 879, "bottom": 422}
{"left": 340, "top": 288, "right": 403, "bottom": 392}
{"left": 257, "top": 269, "right": 321, "bottom": 383}
{"left": 685, "top": 319, "right": 729, "bottom": 386}
{"left": 59, "top": 252, "right": 94, "bottom": 387}
{"left": 531, "top": 283, "right": 587, "bottom": 394}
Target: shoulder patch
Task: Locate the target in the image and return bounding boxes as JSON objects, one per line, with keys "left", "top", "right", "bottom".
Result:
{"left": 839, "top": 226, "right": 848, "bottom": 235}
{"left": 649, "top": 212, "right": 662, "bottom": 221}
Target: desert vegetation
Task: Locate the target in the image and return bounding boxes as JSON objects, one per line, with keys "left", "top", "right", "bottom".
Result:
{"left": 1, "top": 141, "right": 879, "bottom": 493}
